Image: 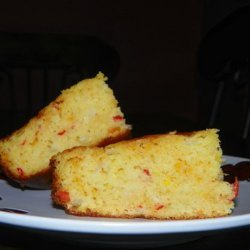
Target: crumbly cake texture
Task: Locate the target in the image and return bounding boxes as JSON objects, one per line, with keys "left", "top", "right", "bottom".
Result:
{"left": 51, "top": 129, "right": 236, "bottom": 220}
{"left": 0, "top": 72, "right": 131, "bottom": 188}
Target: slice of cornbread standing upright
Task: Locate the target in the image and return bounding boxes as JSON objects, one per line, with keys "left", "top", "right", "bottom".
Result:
{"left": 0, "top": 72, "right": 131, "bottom": 188}
{"left": 51, "top": 129, "right": 236, "bottom": 219}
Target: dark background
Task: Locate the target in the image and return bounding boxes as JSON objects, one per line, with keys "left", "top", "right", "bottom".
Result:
{"left": 0, "top": 1, "right": 202, "bottom": 122}
{"left": 1, "top": 0, "right": 250, "bottom": 157}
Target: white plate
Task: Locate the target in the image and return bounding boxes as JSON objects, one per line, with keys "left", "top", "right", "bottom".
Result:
{"left": 0, "top": 155, "right": 250, "bottom": 248}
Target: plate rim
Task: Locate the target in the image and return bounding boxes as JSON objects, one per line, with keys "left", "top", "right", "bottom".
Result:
{"left": 0, "top": 210, "right": 250, "bottom": 235}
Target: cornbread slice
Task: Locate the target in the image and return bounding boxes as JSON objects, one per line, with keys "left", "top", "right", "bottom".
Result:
{"left": 0, "top": 72, "right": 131, "bottom": 188}
{"left": 51, "top": 129, "right": 236, "bottom": 219}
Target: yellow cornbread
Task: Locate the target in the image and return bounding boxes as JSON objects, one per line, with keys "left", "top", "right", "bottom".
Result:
{"left": 0, "top": 72, "right": 131, "bottom": 188}
{"left": 51, "top": 129, "right": 235, "bottom": 219}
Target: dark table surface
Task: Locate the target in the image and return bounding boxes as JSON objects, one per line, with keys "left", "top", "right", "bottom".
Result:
{"left": 0, "top": 224, "right": 250, "bottom": 250}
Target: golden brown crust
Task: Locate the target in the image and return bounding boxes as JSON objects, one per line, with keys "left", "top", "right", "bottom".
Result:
{"left": 97, "top": 130, "right": 199, "bottom": 147}
{"left": 97, "top": 129, "right": 131, "bottom": 147}
{"left": 138, "top": 130, "right": 200, "bottom": 139}
{"left": 62, "top": 207, "right": 230, "bottom": 220}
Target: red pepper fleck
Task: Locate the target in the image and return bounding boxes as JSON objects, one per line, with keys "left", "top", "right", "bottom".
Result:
{"left": 113, "top": 115, "right": 123, "bottom": 121}
{"left": 17, "top": 167, "right": 24, "bottom": 178}
{"left": 143, "top": 169, "right": 151, "bottom": 176}
{"left": 53, "top": 100, "right": 63, "bottom": 110}
{"left": 232, "top": 177, "right": 239, "bottom": 199}
{"left": 155, "top": 204, "right": 164, "bottom": 210}
{"left": 138, "top": 205, "right": 143, "bottom": 208}
{"left": 57, "top": 129, "right": 66, "bottom": 136}
{"left": 55, "top": 190, "right": 70, "bottom": 203}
